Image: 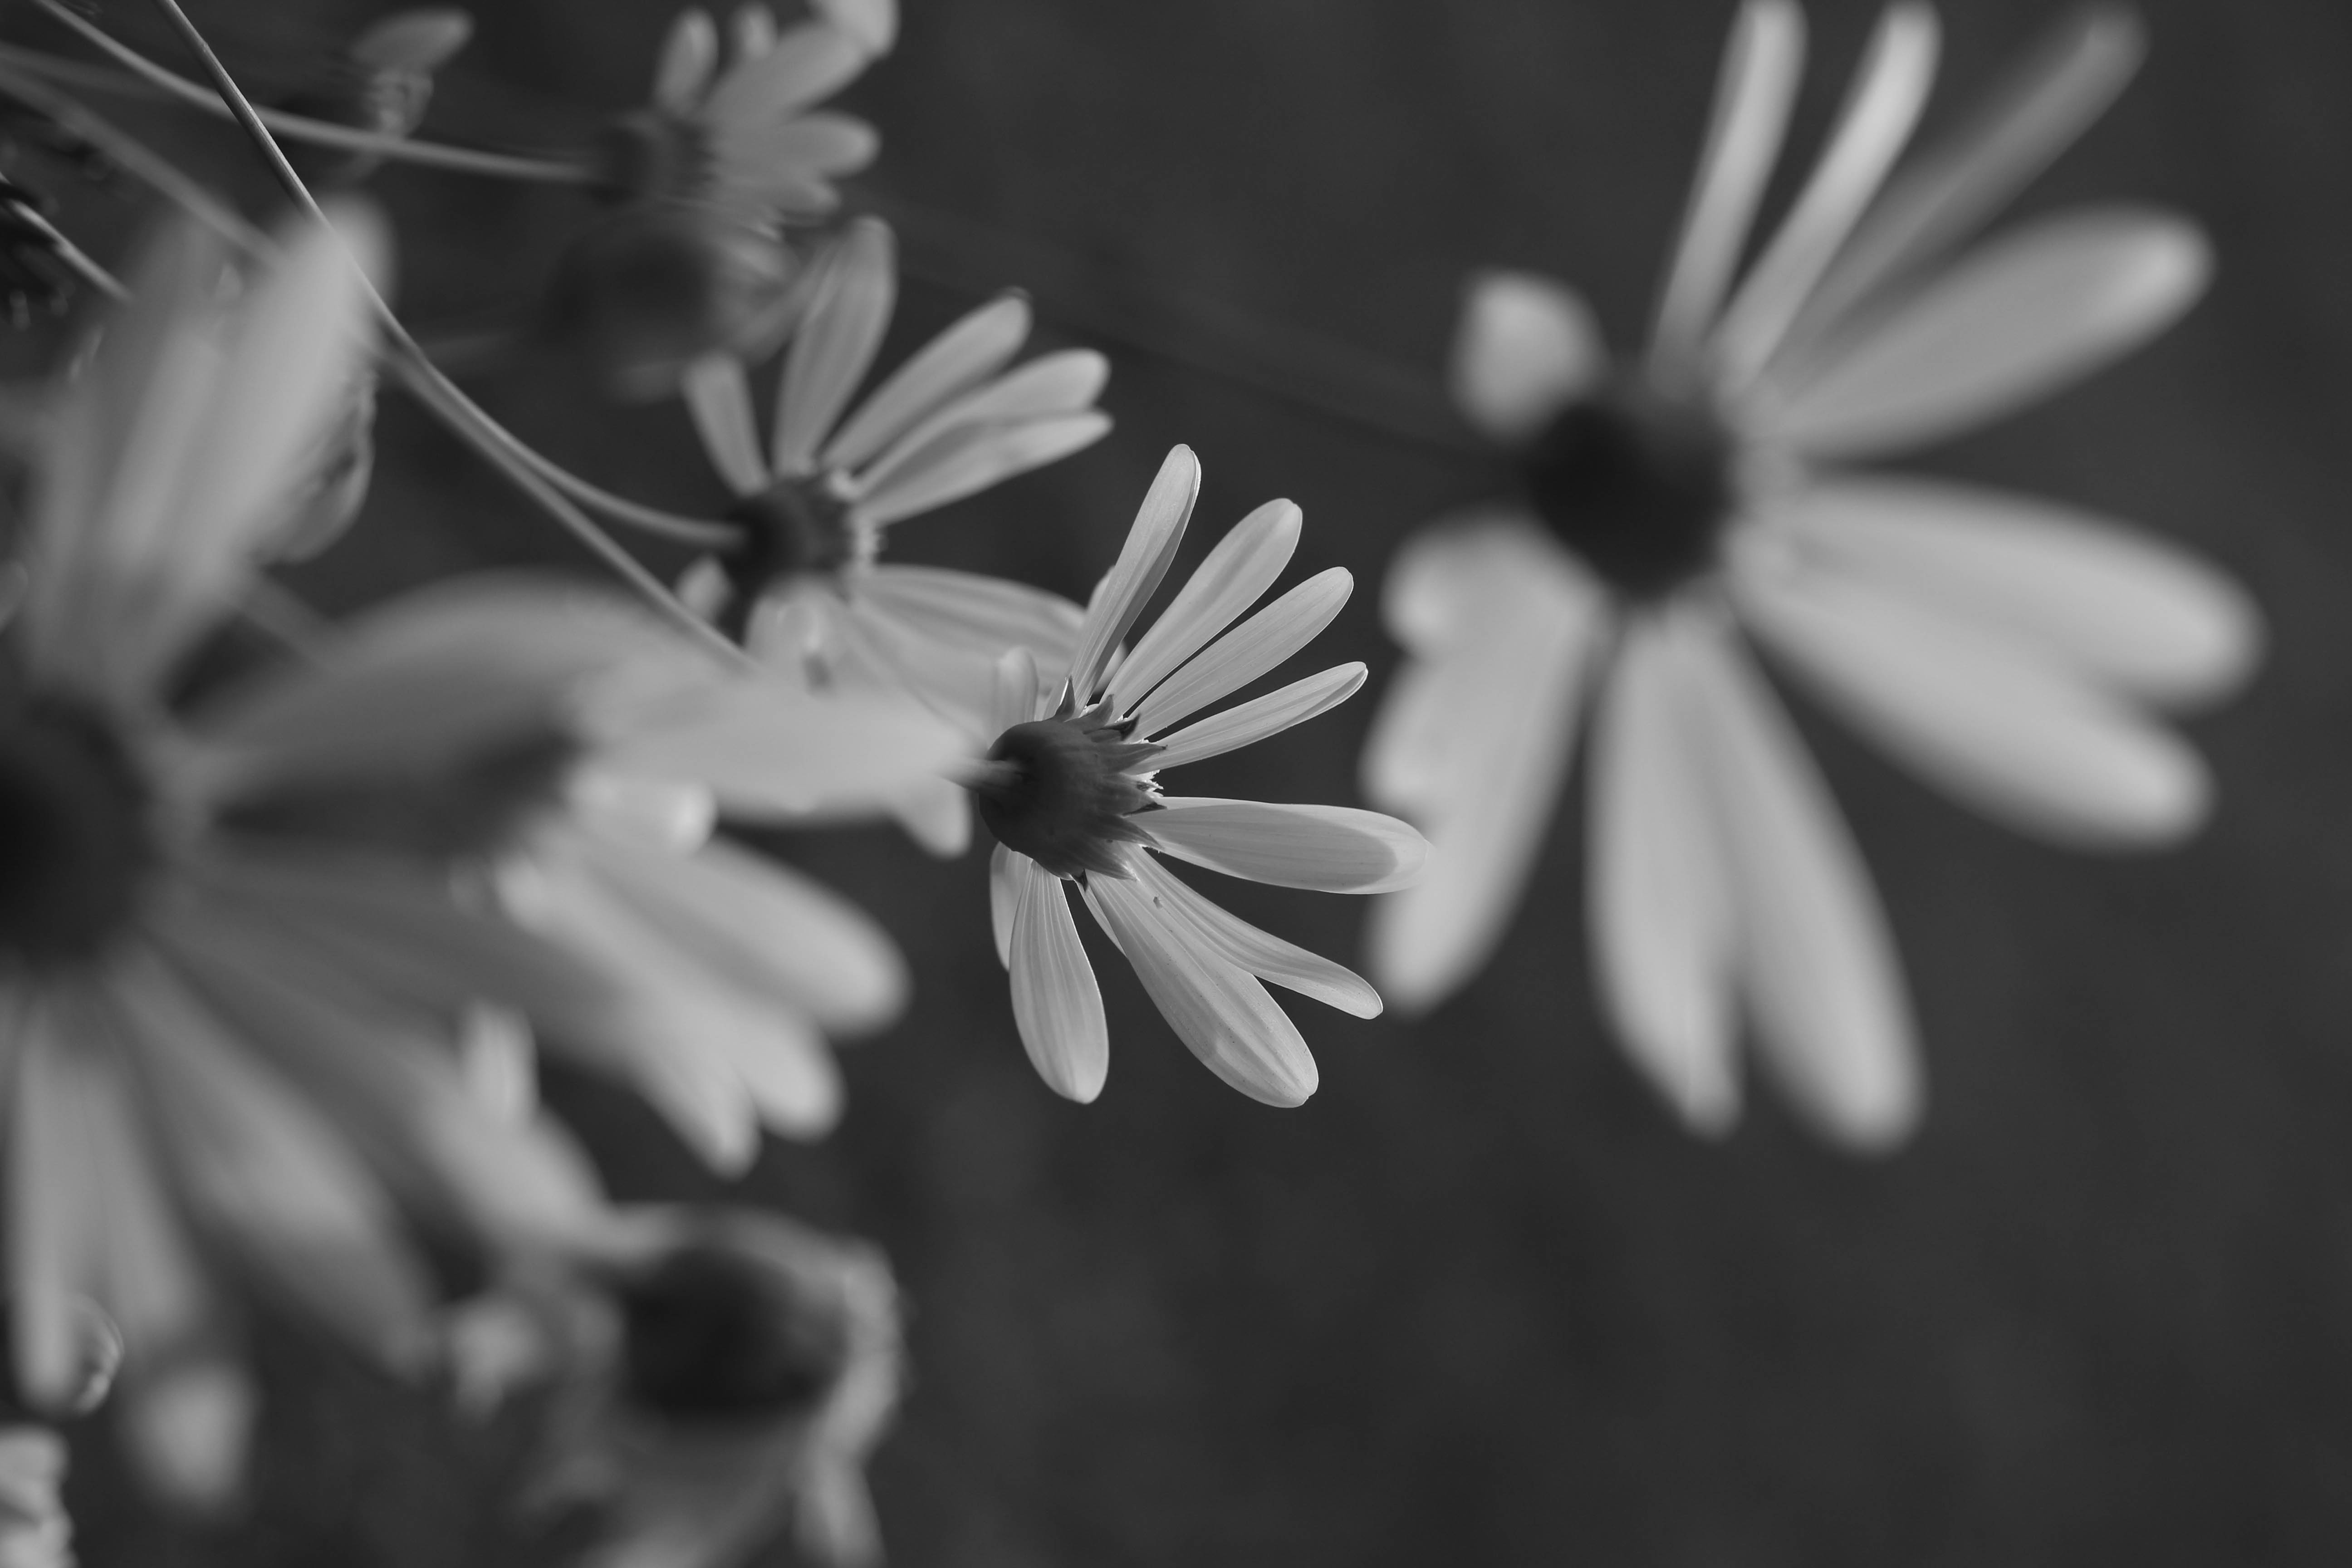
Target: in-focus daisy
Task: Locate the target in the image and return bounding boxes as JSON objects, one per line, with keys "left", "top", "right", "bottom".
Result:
{"left": 454, "top": 1205, "right": 902, "bottom": 1568}
{"left": 1362, "top": 3, "right": 2260, "bottom": 1150}
{"left": 968, "top": 446, "right": 1427, "bottom": 1106}
{"left": 678, "top": 215, "right": 1110, "bottom": 850}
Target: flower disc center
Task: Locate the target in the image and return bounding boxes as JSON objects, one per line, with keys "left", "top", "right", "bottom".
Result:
{"left": 1519, "top": 380, "right": 1734, "bottom": 599}
{"left": 715, "top": 480, "right": 862, "bottom": 635}
{"left": 970, "top": 717, "right": 1160, "bottom": 881}
{"left": 0, "top": 696, "right": 153, "bottom": 965}
{"left": 616, "top": 1242, "right": 849, "bottom": 1422}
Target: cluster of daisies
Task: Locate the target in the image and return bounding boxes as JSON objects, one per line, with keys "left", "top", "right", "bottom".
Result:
{"left": 0, "top": 0, "right": 2256, "bottom": 1563}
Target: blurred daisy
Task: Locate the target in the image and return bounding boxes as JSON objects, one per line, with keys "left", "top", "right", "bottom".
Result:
{"left": 456, "top": 1205, "right": 902, "bottom": 1568}
{"left": 1362, "top": 3, "right": 2260, "bottom": 1150}
{"left": 0, "top": 1428, "right": 71, "bottom": 1568}
{"left": 677, "top": 215, "right": 1109, "bottom": 850}
{"left": 969, "top": 446, "right": 1426, "bottom": 1106}
{"left": 280, "top": 8, "right": 476, "bottom": 186}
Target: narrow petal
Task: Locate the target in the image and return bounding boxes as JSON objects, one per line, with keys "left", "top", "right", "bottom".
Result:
{"left": 989, "top": 643, "right": 1046, "bottom": 737}
{"left": 1110, "top": 500, "right": 1302, "bottom": 713}
{"left": 1792, "top": 9, "right": 2146, "bottom": 348}
{"left": 1126, "top": 567, "right": 1351, "bottom": 736}
{"left": 1738, "top": 548, "right": 2212, "bottom": 846}
{"left": 1772, "top": 477, "right": 2259, "bottom": 706}
{"left": 652, "top": 8, "right": 720, "bottom": 112}
{"left": 1650, "top": 0, "right": 1807, "bottom": 365}
{"left": 1147, "top": 663, "right": 1365, "bottom": 770}
{"left": 990, "top": 843, "right": 1020, "bottom": 967}
{"left": 1007, "top": 857, "right": 1108, "bottom": 1102}
{"left": 122, "top": 1357, "right": 256, "bottom": 1514}
{"left": 774, "top": 218, "right": 896, "bottom": 475}
{"left": 1129, "top": 854, "right": 1382, "bottom": 1018}
{"left": 813, "top": 0, "right": 896, "bottom": 55}
{"left": 730, "top": 3, "right": 778, "bottom": 60}
{"left": 9, "top": 1007, "right": 106, "bottom": 1410}
{"left": 1144, "top": 798, "right": 1428, "bottom": 894}
{"left": 1068, "top": 445, "right": 1200, "bottom": 700}
{"left": 855, "top": 349, "right": 1110, "bottom": 496}
{"left": 822, "top": 294, "right": 1031, "bottom": 472}
{"left": 1083, "top": 875, "right": 1318, "bottom": 1107}
{"left": 856, "top": 412, "right": 1112, "bottom": 529}
{"left": 706, "top": 20, "right": 864, "bottom": 127}
{"left": 1680, "top": 625, "right": 1922, "bottom": 1151}
{"left": 1379, "top": 510, "right": 1592, "bottom": 657}
{"left": 886, "top": 774, "right": 974, "bottom": 858}
{"left": 1765, "top": 208, "right": 2210, "bottom": 457}
{"left": 1714, "top": 3, "right": 1941, "bottom": 385}
{"left": 1587, "top": 613, "right": 1740, "bottom": 1134}
{"left": 1448, "top": 272, "right": 1609, "bottom": 443}
{"left": 683, "top": 352, "right": 771, "bottom": 495}
{"left": 859, "top": 566, "right": 1084, "bottom": 665}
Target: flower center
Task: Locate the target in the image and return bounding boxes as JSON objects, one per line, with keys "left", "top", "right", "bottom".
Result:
{"left": 1518, "top": 380, "right": 1735, "bottom": 600}
{"left": 588, "top": 110, "right": 713, "bottom": 206}
{"left": 615, "top": 1241, "right": 848, "bottom": 1422}
{"left": 970, "top": 712, "right": 1162, "bottom": 882}
{"left": 714, "top": 480, "right": 864, "bottom": 638}
{"left": 215, "top": 729, "right": 580, "bottom": 861}
{"left": 0, "top": 696, "right": 154, "bottom": 965}
{"left": 539, "top": 206, "right": 794, "bottom": 400}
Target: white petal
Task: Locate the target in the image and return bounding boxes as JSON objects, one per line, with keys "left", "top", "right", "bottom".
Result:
{"left": 1772, "top": 477, "right": 2259, "bottom": 706}
{"left": 1650, "top": 0, "right": 1807, "bottom": 365}
{"left": 989, "top": 644, "right": 1046, "bottom": 736}
{"left": 822, "top": 294, "right": 1031, "bottom": 472}
{"left": 1362, "top": 583, "right": 1606, "bottom": 1010}
{"left": 1738, "top": 545, "right": 2212, "bottom": 846}
{"left": 1448, "top": 272, "right": 1608, "bottom": 443}
{"left": 774, "top": 218, "right": 896, "bottom": 475}
{"left": 1586, "top": 613, "right": 1739, "bottom": 1134}
{"left": 859, "top": 565, "right": 1084, "bottom": 665}
{"left": 652, "top": 8, "right": 720, "bottom": 111}
{"left": 706, "top": 19, "right": 864, "bottom": 128}
{"left": 813, "top": 0, "right": 896, "bottom": 55}
{"left": 9, "top": 1006, "right": 105, "bottom": 1411}
{"left": 1126, "top": 567, "right": 1350, "bottom": 736}
{"left": 989, "top": 843, "right": 1020, "bottom": 967}
{"left": 683, "top": 352, "right": 771, "bottom": 495}
{"left": 1680, "top": 625, "right": 1922, "bottom": 1151}
{"left": 730, "top": 3, "right": 778, "bottom": 61}
{"left": 856, "top": 348, "right": 1109, "bottom": 497}
{"left": 122, "top": 1358, "right": 256, "bottom": 1514}
{"left": 1068, "top": 446, "right": 1200, "bottom": 700}
{"left": 1378, "top": 510, "right": 1592, "bottom": 656}
{"left": 459, "top": 1003, "right": 538, "bottom": 1125}
{"left": 1007, "top": 856, "right": 1108, "bottom": 1102}
{"left": 1792, "top": 10, "right": 2146, "bottom": 348}
{"left": 887, "top": 773, "right": 974, "bottom": 857}
{"left": 1110, "top": 499, "right": 1301, "bottom": 713}
{"left": 1147, "top": 663, "right": 1365, "bottom": 771}
{"left": 1129, "top": 854, "right": 1382, "bottom": 1018}
{"left": 1714, "top": 3, "right": 1940, "bottom": 384}
{"left": 856, "top": 412, "right": 1111, "bottom": 529}
{"left": 1083, "top": 875, "right": 1317, "bottom": 1107}
{"left": 1144, "top": 798, "right": 1428, "bottom": 894}
{"left": 1765, "top": 208, "right": 2210, "bottom": 457}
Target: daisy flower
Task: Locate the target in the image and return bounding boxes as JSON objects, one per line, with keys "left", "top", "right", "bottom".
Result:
{"left": 677, "top": 215, "right": 1111, "bottom": 851}
{"left": 968, "top": 446, "right": 1427, "bottom": 1106}
{"left": 1362, "top": 3, "right": 2260, "bottom": 1150}
{"left": 280, "top": 8, "right": 476, "bottom": 186}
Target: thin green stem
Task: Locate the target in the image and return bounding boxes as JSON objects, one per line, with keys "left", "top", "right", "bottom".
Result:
{"left": 22, "top": 5, "right": 595, "bottom": 185}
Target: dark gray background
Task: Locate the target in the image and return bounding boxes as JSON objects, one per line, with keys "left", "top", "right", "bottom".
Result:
{"left": 24, "top": 0, "right": 2352, "bottom": 1563}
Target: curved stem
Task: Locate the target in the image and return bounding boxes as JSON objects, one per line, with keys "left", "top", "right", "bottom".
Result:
{"left": 22, "top": 4, "right": 596, "bottom": 185}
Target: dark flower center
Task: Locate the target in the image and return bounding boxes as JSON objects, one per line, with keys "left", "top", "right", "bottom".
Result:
{"left": 0, "top": 696, "right": 153, "bottom": 964}
{"left": 1518, "top": 381, "right": 1735, "bottom": 600}
{"left": 715, "top": 482, "right": 860, "bottom": 638}
{"left": 589, "top": 111, "right": 711, "bottom": 206}
{"left": 215, "top": 729, "right": 579, "bottom": 860}
{"left": 970, "top": 714, "right": 1162, "bottom": 882}
{"left": 539, "top": 206, "right": 793, "bottom": 400}
{"left": 615, "top": 1241, "right": 849, "bottom": 1422}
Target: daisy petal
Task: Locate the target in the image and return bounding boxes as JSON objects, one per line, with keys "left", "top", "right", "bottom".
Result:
{"left": 683, "top": 352, "right": 770, "bottom": 495}
{"left": 858, "top": 349, "right": 1110, "bottom": 494}
{"left": 1007, "top": 855, "right": 1108, "bottom": 1102}
{"left": 1681, "top": 625, "right": 1921, "bottom": 1151}
{"left": 706, "top": 20, "right": 864, "bottom": 128}
{"left": 1083, "top": 875, "right": 1317, "bottom": 1107}
{"left": 887, "top": 774, "right": 974, "bottom": 857}
{"left": 1739, "top": 547, "right": 2212, "bottom": 846}
{"left": 860, "top": 566, "right": 1084, "bottom": 665}
{"left": 813, "top": 0, "right": 896, "bottom": 55}
{"left": 1766, "top": 207, "right": 2210, "bottom": 457}
{"left": 122, "top": 1358, "right": 256, "bottom": 1513}
{"left": 1379, "top": 510, "right": 1593, "bottom": 656}
{"left": 1110, "top": 500, "right": 1302, "bottom": 713}
{"left": 718, "top": 113, "right": 879, "bottom": 207}
{"left": 652, "top": 8, "right": 719, "bottom": 113}
{"left": 856, "top": 412, "right": 1112, "bottom": 529}
{"left": 1651, "top": 0, "right": 1807, "bottom": 364}
{"left": 1715, "top": 3, "right": 1940, "bottom": 383}
{"left": 1147, "top": 663, "right": 1365, "bottom": 771}
{"left": 990, "top": 843, "right": 1020, "bottom": 966}
{"left": 1126, "top": 567, "right": 1351, "bottom": 736}
{"left": 1145, "top": 797, "right": 1428, "bottom": 894}
{"left": 1587, "top": 612, "right": 1739, "bottom": 1134}
{"left": 1794, "top": 9, "right": 2146, "bottom": 346}
{"left": 990, "top": 644, "right": 1045, "bottom": 736}
{"left": 9, "top": 1009, "right": 105, "bottom": 1409}
{"left": 729, "top": 4, "right": 777, "bottom": 60}
{"left": 1449, "top": 272, "right": 1609, "bottom": 443}
{"left": 823, "top": 294, "right": 1031, "bottom": 473}
{"left": 775, "top": 218, "right": 897, "bottom": 475}
{"left": 1129, "top": 854, "right": 1382, "bottom": 1018}
{"left": 1069, "top": 445, "right": 1200, "bottom": 701}
{"left": 1774, "top": 477, "right": 2259, "bottom": 705}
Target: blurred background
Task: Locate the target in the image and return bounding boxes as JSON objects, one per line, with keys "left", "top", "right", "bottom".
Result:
{"left": 15, "top": 0, "right": 2352, "bottom": 1562}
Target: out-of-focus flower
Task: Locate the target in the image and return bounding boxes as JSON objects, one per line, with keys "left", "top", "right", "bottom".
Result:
{"left": 595, "top": 2, "right": 891, "bottom": 221}
{"left": 455, "top": 1205, "right": 902, "bottom": 1568}
{"left": 281, "top": 9, "right": 475, "bottom": 186}
{"left": 1361, "top": 3, "right": 2259, "bottom": 1151}
{"left": 968, "top": 446, "right": 1426, "bottom": 1106}
{"left": 202, "top": 575, "right": 968, "bottom": 1172}
{"left": 0, "top": 1428, "right": 71, "bottom": 1568}
{"left": 677, "top": 216, "right": 1108, "bottom": 852}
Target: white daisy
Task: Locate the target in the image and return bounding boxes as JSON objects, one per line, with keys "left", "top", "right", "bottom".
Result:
{"left": 969, "top": 446, "right": 1427, "bottom": 1106}
{"left": 0, "top": 1427, "right": 72, "bottom": 1568}
{"left": 1362, "top": 3, "right": 2260, "bottom": 1151}
{"left": 678, "top": 214, "right": 1111, "bottom": 853}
